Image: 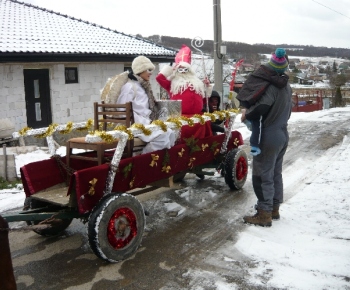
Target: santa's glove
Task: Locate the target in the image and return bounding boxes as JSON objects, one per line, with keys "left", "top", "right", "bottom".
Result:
{"left": 250, "top": 146, "right": 261, "bottom": 156}
{"left": 159, "top": 65, "right": 174, "bottom": 78}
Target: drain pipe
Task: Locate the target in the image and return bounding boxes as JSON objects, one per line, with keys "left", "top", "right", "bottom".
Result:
{"left": 2, "top": 144, "right": 7, "bottom": 181}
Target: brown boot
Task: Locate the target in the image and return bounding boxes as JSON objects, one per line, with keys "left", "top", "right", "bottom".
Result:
{"left": 272, "top": 204, "right": 280, "bottom": 220}
{"left": 243, "top": 209, "right": 272, "bottom": 227}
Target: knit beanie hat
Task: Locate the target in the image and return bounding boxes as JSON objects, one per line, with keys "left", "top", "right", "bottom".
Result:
{"left": 132, "top": 56, "right": 155, "bottom": 75}
{"left": 267, "top": 48, "right": 289, "bottom": 74}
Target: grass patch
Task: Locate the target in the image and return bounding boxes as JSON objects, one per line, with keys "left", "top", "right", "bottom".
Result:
{"left": 0, "top": 176, "right": 22, "bottom": 190}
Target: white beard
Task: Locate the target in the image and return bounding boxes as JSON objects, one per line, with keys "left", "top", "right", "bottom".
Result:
{"left": 169, "top": 70, "right": 206, "bottom": 96}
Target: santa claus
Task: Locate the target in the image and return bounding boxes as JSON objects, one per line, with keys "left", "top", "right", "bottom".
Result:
{"left": 156, "top": 45, "right": 209, "bottom": 117}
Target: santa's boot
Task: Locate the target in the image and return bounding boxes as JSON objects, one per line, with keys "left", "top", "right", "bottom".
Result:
{"left": 243, "top": 208, "right": 272, "bottom": 227}
{"left": 272, "top": 204, "right": 280, "bottom": 220}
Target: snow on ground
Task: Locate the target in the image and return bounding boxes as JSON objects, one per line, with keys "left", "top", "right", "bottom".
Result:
{"left": 1, "top": 108, "right": 350, "bottom": 289}
{"left": 234, "top": 133, "right": 350, "bottom": 289}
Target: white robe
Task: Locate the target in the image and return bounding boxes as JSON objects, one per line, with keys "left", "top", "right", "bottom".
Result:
{"left": 117, "top": 80, "right": 176, "bottom": 154}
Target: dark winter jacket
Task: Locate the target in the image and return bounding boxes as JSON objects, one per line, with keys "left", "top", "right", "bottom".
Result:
{"left": 237, "top": 65, "right": 289, "bottom": 108}
{"left": 245, "top": 83, "right": 292, "bottom": 128}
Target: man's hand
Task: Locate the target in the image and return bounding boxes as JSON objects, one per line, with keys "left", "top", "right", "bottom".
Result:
{"left": 241, "top": 109, "right": 246, "bottom": 122}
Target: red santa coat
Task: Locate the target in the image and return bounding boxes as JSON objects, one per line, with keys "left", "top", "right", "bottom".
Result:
{"left": 156, "top": 73, "right": 204, "bottom": 117}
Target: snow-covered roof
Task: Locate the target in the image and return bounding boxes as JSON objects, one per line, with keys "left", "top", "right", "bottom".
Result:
{"left": 0, "top": 0, "right": 176, "bottom": 59}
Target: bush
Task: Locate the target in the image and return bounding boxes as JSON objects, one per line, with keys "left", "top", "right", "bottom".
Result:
{"left": 0, "top": 176, "right": 21, "bottom": 190}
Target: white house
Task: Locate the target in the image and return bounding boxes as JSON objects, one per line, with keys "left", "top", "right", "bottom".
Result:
{"left": 0, "top": 0, "right": 177, "bottom": 131}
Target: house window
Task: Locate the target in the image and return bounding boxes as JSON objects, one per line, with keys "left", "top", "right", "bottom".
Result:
{"left": 65, "top": 67, "right": 78, "bottom": 84}
{"left": 124, "top": 66, "right": 131, "bottom": 72}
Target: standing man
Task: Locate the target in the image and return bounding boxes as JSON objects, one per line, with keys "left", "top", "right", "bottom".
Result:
{"left": 242, "top": 48, "right": 292, "bottom": 227}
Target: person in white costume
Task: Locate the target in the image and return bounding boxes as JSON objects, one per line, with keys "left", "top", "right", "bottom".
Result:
{"left": 117, "top": 56, "right": 176, "bottom": 154}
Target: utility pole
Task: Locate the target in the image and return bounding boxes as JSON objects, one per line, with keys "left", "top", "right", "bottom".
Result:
{"left": 213, "top": 0, "right": 224, "bottom": 109}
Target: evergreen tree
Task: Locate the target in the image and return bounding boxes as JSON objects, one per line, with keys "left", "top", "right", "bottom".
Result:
{"left": 334, "top": 86, "right": 344, "bottom": 107}
{"left": 332, "top": 61, "right": 338, "bottom": 73}
{"left": 334, "top": 74, "right": 347, "bottom": 87}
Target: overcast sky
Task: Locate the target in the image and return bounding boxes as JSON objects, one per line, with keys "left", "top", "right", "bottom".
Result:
{"left": 23, "top": 0, "right": 350, "bottom": 49}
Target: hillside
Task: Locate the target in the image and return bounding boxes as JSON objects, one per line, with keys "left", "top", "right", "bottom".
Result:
{"left": 145, "top": 35, "right": 350, "bottom": 60}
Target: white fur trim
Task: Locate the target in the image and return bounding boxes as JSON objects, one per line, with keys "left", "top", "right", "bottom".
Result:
{"left": 159, "top": 65, "right": 173, "bottom": 78}
{"left": 178, "top": 61, "right": 191, "bottom": 68}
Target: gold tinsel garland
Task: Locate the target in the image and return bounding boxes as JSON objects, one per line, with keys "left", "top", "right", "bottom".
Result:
{"left": 151, "top": 120, "right": 168, "bottom": 132}
{"left": 58, "top": 121, "right": 73, "bottom": 134}
{"left": 76, "top": 119, "right": 94, "bottom": 131}
{"left": 34, "top": 123, "right": 59, "bottom": 138}
{"left": 18, "top": 126, "right": 32, "bottom": 136}
{"left": 114, "top": 125, "right": 134, "bottom": 140}
{"left": 179, "top": 116, "right": 194, "bottom": 127}
{"left": 166, "top": 118, "right": 182, "bottom": 129}
{"left": 18, "top": 119, "right": 94, "bottom": 137}
{"left": 16, "top": 109, "right": 238, "bottom": 139}
{"left": 213, "top": 111, "right": 226, "bottom": 121}
{"left": 95, "top": 131, "right": 117, "bottom": 143}
{"left": 192, "top": 114, "right": 206, "bottom": 125}
{"left": 131, "top": 123, "right": 152, "bottom": 136}
{"left": 202, "top": 113, "right": 216, "bottom": 122}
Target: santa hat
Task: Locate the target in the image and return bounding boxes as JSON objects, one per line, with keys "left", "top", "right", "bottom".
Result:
{"left": 175, "top": 45, "right": 192, "bottom": 68}
{"left": 132, "top": 56, "right": 155, "bottom": 75}
{"left": 267, "top": 48, "right": 289, "bottom": 74}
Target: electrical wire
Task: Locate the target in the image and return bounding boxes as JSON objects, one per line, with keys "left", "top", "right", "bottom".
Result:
{"left": 311, "top": 0, "right": 350, "bottom": 20}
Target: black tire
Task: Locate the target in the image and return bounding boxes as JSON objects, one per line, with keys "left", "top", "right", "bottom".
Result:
{"left": 173, "top": 171, "right": 187, "bottom": 182}
{"left": 88, "top": 193, "right": 145, "bottom": 263}
{"left": 23, "top": 197, "right": 73, "bottom": 236}
{"left": 224, "top": 148, "right": 248, "bottom": 190}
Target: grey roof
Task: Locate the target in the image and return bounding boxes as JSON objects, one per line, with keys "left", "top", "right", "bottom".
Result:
{"left": 0, "top": 0, "right": 177, "bottom": 57}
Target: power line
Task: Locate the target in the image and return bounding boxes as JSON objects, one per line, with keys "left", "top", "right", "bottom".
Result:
{"left": 311, "top": 0, "right": 350, "bottom": 20}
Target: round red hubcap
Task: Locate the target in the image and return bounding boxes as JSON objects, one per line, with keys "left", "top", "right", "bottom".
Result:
{"left": 236, "top": 156, "right": 248, "bottom": 180}
{"left": 107, "top": 207, "right": 137, "bottom": 249}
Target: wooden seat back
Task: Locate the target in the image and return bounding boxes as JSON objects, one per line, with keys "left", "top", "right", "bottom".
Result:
{"left": 94, "top": 102, "right": 134, "bottom": 131}
{"left": 67, "top": 102, "right": 136, "bottom": 168}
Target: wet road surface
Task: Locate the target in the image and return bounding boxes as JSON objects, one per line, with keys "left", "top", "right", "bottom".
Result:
{"left": 7, "top": 109, "right": 350, "bottom": 289}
